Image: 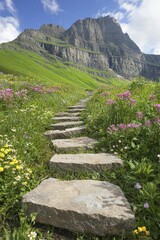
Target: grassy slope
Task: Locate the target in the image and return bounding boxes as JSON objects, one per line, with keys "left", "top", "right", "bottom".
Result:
{"left": 0, "top": 49, "right": 101, "bottom": 89}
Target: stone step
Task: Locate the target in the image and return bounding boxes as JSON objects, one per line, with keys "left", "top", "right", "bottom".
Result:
{"left": 52, "top": 137, "right": 98, "bottom": 153}
{"left": 52, "top": 116, "right": 80, "bottom": 122}
{"left": 50, "top": 121, "right": 84, "bottom": 130}
{"left": 67, "top": 109, "right": 85, "bottom": 113}
{"left": 50, "top": 153, "right": 123, "bottom": 173}
{"left": 55, "top": 112, "right": 81, "bottom": 117}
{"left": 22, "top": 178, "right": 135, "bottom": 236}
{"left": 44, "top": 126, "right": 86, "bottom": 139}
{"left": 68, "top": 105, "right": 86, "bottom": 110}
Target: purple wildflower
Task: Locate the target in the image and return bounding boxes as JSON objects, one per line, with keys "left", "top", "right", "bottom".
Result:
{"left": 117, "top": 91, "right": 131, "bottom": 100}
{"left": 106, "top": 99, "right": 116, "bottom": 105}
{"left": 137, "top": 112, "right": 143, "bottom": 119}
{"left": 130, "top": 99, "right": 136, "bottom": 105}
{"left": 100, "top": 91, "right": 110, "bottom": 97}
{"left": 145, "top": 120, "right": 151, "bottom": 126}
{"left": 154, "top": 104, "right": 160, "bottom": 112}
{"left": 144, "top": 202, "right": 149, "bottom": 209}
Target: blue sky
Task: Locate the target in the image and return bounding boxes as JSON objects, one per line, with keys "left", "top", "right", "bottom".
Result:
{"left": 0, "top": 0, "right": 160, "bottom": 54}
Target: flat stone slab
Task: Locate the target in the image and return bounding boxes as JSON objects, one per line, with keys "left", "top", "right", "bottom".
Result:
{"left": 50, "top": 121, "right": 84, "bottom": 130}
{"left": 52, "top": 137, "right": 98, "bottom": 153}
{"left": 22, "top": 178, "right": 135, "bottom": 236}
{"left": 55, "top": 112, "right": 81, "bottom": 117}
{"left": 50, "top": 153, "right": 123, "bottom": 173}
{"left": 44, "top": 126, "right": 86, "bottom": 139}
{"left": 68, "top": 105, "right": 86, "bottom": 109}
{"left": 67, "top": 109, "right": 85, "bottom": 113}
{"left": 52, "top": 116, "right": 80, "bottom": 122}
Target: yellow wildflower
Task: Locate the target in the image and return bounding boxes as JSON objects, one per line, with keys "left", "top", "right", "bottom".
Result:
{"left": 16, "top": 165, "right": 23, "bottom": 170}
{"left": 146, "top": 231, "right": 150, "bottom": 236}
{"left": 0, "top": 148, "right": 5, "bottom": 152}
{"left": 138, "top": 227, "right": 143, "bottom": 232}
{"left": 133, "top": 229, "right": 138, "bottom": 234}
{"left": 22, "top": 182, "right": 27, "bottom": 186}
{"left": 0, "top": 167, "right": 4, "bottom": 172}
{"left": 10, "top": 161, "right": 15, "bottom": 165}
{"left": 4, "top": 144, "right": 9, "bottom": 148}
{"left": 141, "top": 226, "right": 147, "bottom": 232}
{"left": 0, "top": 153, "right": 5, "bottom": 158}
{"left": 4, "top": 149, "right": 11, "bottom": 154}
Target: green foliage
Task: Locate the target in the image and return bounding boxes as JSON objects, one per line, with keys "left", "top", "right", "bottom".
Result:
{"left": 0, "top": 74, "right": 86, "bottom": 239}
{"left": 83, "top": 81, "right": 160, "bottom": 239}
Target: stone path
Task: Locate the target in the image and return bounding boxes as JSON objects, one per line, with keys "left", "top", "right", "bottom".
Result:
{"left": 22, "top": 97, "right": 135, "bottom": 238}
{"left": 50, "top": 153, "right": 123, "bottom": 173}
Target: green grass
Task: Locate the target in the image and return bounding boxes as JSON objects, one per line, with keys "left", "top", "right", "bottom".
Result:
{"left": 0, "top": 49, "right": 101, "bottom": 89}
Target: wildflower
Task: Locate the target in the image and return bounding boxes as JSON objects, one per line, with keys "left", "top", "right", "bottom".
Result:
{"left": 130, "top": 99, "right": 136, "bottom": 105}
{"left": 117, "top": 90, "right": 131, "bottom": 100}
{"left": 100, "top": 91, "right": 110, "bottom": 96}
{"left": 15, "top": 175, "right": 21, "bottom": 181}
{"left": 136, "top": 112, "right": 143, "bottom": 119}
{"left": 0, "top": 153, "right": 5, "bottom": 158}
{"left": 145, "top": 120, "right": 151, "bottom": 126}
{"left": 133, "top": 229, "right": 138, "bottom": 234}
{"left": 141, "top": 226, "right": 146, "bottom": 232}
{"left": 157, "top": 154, "right": 160, "bottom": 158}
{"left": 11, "top": 128, "right": 16, "bottom": 132}
{"left": 144, "top": 202, "right": 149, "bottom": 208}
{"left": 154, "top": 104, "right": 160, "bottom": 112}
{"left": 124, "top": 146, "right": 128, "bottom": 150}
{"left": 146, "top": 231, "right": 150, "bottom": 236}
{"left": 27, "top": 231, "right": 37, "bottom": 240}
{"left": 106, "top": 99, "right": 116, "bottom": 105}
{"left": 0, "top": 166, "right": 4, "bottom": 172}
{"left": 138, "top": 227, "right": 143, "bottom": 232}
{"left": 22, "top": 182, "right": 27, "bottom": 186}
{"left": 134, "top": 182, "right": 142, "bottom": 189}
{"left": 16, "top": 165, "right": 23, "bottom": 170}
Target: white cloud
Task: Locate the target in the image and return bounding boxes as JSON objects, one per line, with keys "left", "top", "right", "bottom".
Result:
{"left": 0, "top": 0, "right": 20, "bottom": 44}
{"left": 95, "top": 8, "right": 124, "bottom": 21}
{"left": 0, "top": 16, "right": 20, "bottom": 43}
{"left": 5, "top": 0, "right": 16, "bottom": 14}
{"left": 41, "top": 0, "right": 61, "bottom": 14}
{"left": 96, "top": 0, "right": 160, "bottom": 54}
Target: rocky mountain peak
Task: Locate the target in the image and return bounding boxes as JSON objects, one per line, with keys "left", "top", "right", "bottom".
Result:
{"left": 65, "top": 16, "right": 140, "bottom": 52}
{"left": 10, "top": 16, "right": 160, "bottom": 81}
{"left": 40, "top": 24, "right": 65, "bottom": 38}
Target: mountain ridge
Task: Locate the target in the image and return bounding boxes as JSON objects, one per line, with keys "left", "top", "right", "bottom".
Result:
{"left": 1, "top": 15, "right": 160, "bottom": 81}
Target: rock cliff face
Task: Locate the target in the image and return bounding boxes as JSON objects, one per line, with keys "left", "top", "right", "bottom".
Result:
{"left": 14, "top": 16, "right": 160, "bottom": 80}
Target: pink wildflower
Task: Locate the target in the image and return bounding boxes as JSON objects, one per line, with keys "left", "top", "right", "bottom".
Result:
{"left": 137, "top": 112, "right": 143, "bottom": 119}
{"left": 117, "top": 91, "right": 131, "bottom": 100}
{"left": 145, "top": 120, "right": 151, "bottom": 126}
{"left": 106, "top": 99, "right": 116, "bottom": 105}
{"left": 130, "top": 99, "right": 136, "bottom": 105}
{"left": 154, "top": 104, "right": 160, "bottom": 112}
{"left": 100, "top": 91, "right": 110, "bottom": 97}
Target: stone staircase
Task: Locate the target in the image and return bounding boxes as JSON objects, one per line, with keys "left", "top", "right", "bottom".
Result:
{"left": 22, "top": 97, "right": 135, "bottom": 238}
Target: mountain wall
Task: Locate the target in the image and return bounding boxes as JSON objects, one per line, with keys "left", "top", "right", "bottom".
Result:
{"left": 13, "top": 16, "right": 160, "bottom": 80}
